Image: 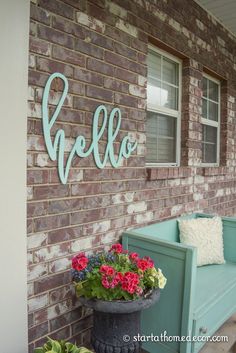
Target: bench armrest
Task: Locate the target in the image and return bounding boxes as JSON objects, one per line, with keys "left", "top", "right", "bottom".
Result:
{"left": 222, "top": 216, "right": 236, "bottom": 262}
{"left": 122, "top": 232, "right": 197, "bottom": 353}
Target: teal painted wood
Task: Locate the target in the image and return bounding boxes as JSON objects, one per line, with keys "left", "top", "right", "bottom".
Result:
{"left": 194, "top": 262, "right": 236, "bottom": 317}
{"left": 122, "top": 223, "right": 197, "bottom": 353}
{"left": 42, "top": 72, "right": 137, "bottom": 184}
{"left": 132, "top": 213, "right": 197, "bottom": 243}
{"left": 192, "top": 266, "right": 236, "bottom": 352}
{"left": 122, "top": 213, "right": 236, "bottom": 353}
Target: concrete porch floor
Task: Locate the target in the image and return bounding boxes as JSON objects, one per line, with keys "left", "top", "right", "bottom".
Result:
{"left": 200, "top": 314, "right": 236, "bottom": 353}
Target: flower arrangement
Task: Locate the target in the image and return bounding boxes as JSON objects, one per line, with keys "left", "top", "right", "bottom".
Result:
{"left": 71, "top": 243, "right": 167, "bottom": 301}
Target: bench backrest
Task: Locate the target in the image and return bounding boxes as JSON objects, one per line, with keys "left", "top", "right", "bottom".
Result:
{"left": 133, "top": 213, "right": 198, "bottom": 243}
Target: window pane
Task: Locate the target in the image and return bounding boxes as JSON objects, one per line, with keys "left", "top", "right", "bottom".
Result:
{"left": 202, "top": 125, "right": 217, "bottom": 163}
{"left": 203, "top": 77, "right": 207, "bottom": 98}
{"left": 147, "top": 78, "right": 161, "bottom": 107}
{"left": 147, "top": 50, "right": 161, "bottom": 80}
{"left": 146, "top": 112, "right": 176, "bottom": 163}
{"left": 209, "top": 80, "right": 219, "bottom": 102}
{"left": 208, "top": 101, "right": 218, "bottom": 121}
{"left": 161, "top": 83, "right": 178, "bottom": 110}
{"left": 162, "top": 57, "right": 179, "bottom": 85}
{"left": 202, "top": 98, "right": 207, "bottom": 119}
{"left": 146, "top": 112, "right": 159, "bottom": 162}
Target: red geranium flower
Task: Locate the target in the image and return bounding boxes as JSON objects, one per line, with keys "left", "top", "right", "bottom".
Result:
{"left": 101, "top": 276, "right": 110, "bottom": 289}
{"left": 121, "top": 272, "right": 140, "bottom": 294}
{"left": 136, "top": 259, "right": 150, "bottom": 271}
{"left": 137, "top": 257, "right": 154, "bottom": 271}
{"left": 129, "top": 252, "right": 139, "bottom": 261}
{"left": 72, "top": 253, "right": 88, "bottom": 271}
{"left": 110, "top": 243, "right": 123, "bottom": 254}
{"left": 143, "top": 256, "right": 154, "bottom": 268}
{"left": 99, "top": 265, "right": 115, "bottom": 277}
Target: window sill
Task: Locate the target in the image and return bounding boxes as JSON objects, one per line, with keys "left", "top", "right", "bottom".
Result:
{"left": 146, "top": 167, "right": 193, "bottom": 181}
{"left": 203, "top": 166, "right": 228, "bottom": 176}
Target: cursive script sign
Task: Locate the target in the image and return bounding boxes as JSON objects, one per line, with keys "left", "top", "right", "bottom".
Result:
{"left": 42, "top": 73, "right": 137, "bottom": 184}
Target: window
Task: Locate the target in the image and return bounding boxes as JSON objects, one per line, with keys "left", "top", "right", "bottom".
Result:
{"left": 201, "top": 74, "right": 220, "bottom": 165}
{"left": 146, "top": 46, "right": 181, "bottom": 165}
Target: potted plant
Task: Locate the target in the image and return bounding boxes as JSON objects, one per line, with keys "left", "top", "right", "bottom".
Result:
{"left": 71, "top": 243, "right": 167, "bottom": 353}
{"left": 34, "top": 337, "right": 93, "bottom": 353}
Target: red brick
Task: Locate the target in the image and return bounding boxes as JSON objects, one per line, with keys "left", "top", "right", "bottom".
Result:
{"left": 34, "top": 271, "right": 71, "bottom": 294}
{"left": 63, "top": 0, "right": 86, "bottom": 11}
{"left": 87, "top": 2, "right": 108, "bottom": 22}
{"left": 53, "top": 107, "right": 84, "bottom": 124}
{"left": 71, "top": 208, "right": 104, "bottom": 225}
{"left": 71, "top": 315, "right": 93, "bottom": 336}
{"left": 74, "top": 38, "right": 104, "bottom": 59}
{"left": 105, "top": 25, "right": 131, "bottom": 46}
{"left": 86, "top": 85, "right": 113, "bottom": 102}
{"left": 131, "top": 38, "right": 147, "bottom": 53}
{"left": 36, "top": 57, "right": 74, "bottom": 77}
{"left": 48, "top": 198, "right": 83, "bottom": 214}
{"left": 49, "top": 284, "right": 74, "bottom": 303}
{"left": 52, "top": 45, "right": 85, "bottom": 67}
{"left": 74, "top": 68, "right": 104, "bottom": 86}
{"left": 30, "top": 21, "right": 37, "bottom": 36}
{"left": 38, "top": 25, "right": 74, "bottom": 49}
{"left": 27, "top": 170, "right": 49, "bottom": 185}
{"left": 73, "top": 96, "right": 102, "bottom": 112}
{"left": 114, "top": 67, "right": 137, "bottom": 84}
{"left": 29, "top": 37, "right": 51, "bottom": 56}
{"left": 48, "top": 226, "right": 83, "bottom": 244}
{"left": 85, "top": 30, "right": 113, "bottom": 50}
{"left": 50, "top": 307, "right": 83, "bottom": 331}
{"left": 27, "top": 201, "right": 48, "bottom": 217}
{"left": 30, "top": 3, "right": 51, "bottom": 25}
{"left": 28, "top": 70, "right": 48, "bottom": 87}
{"left": 27, "top": 219, "right": 34, "bottom": 234}
{"left": 83, "top": 195, "right": 111, "bottom": 209}
{"left": 52, "top": 15, "right": 86, "bottom": 38}
{"left": 38, "top": 0, "right": 74, "bottom": 20}
{"left": 34, "top": 214, "right": 70, "bottom": 232}
{"left": 114, "top": 92, "right": 138, "bottom": 108}
{"left": 28, "top": 322, "right": 49, "bottom": 342}
{"left": 113, "top": 42, "right": 137, "bottom": 61}
{"left": 104, "top": 77, "right": 129, "bottom": 93}
{"left": 105, "top": 51, "right": 146, "bottom": 75}
{"left": 34, "top": 185, "right": 70, "bottom": 200}
{"left": 87, "top": 57, "right": 114, "bottom": 76}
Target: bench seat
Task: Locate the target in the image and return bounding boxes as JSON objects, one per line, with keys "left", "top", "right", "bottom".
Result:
{"left": 194, "top": 261, "right": 236, "bottom": 318}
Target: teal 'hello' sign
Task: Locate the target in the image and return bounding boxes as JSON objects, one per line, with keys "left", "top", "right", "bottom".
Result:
{"left": 42, "top": 73, "right": 137, "bottom": 184}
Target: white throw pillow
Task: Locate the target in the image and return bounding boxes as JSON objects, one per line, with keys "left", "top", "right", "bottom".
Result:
{"left": 178, "top": 217, "right": 225, "bottom": 266}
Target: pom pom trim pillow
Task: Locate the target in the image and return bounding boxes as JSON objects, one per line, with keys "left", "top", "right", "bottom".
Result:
{"left": 178, "top": 217, "right": 225, "bottom": 266}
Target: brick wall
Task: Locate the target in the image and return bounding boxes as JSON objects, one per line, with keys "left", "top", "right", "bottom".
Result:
{"left": 27, "top": 0, "right": 236, "bottom": 351}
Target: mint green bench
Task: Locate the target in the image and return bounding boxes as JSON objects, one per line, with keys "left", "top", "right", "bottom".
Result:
{"left": 122, "top": 213, "right": 236, "bottom": 353}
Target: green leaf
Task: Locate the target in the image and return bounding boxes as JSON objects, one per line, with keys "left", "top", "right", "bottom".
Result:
{"left": 45, "top": 338, "right": 61, "bottom": 353}
{"left": 34, "top": 348, "right": 44, "bottom": 353}
{"left": 65, "top": 342, "right": 74, "bottom": 352}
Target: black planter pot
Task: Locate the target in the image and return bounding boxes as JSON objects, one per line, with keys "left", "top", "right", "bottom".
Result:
{"left": 79, "top": 289, "right": 160, "bottom": 353}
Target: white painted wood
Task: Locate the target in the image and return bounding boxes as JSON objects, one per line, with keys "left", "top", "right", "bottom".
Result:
{"left": 0, "top": 0, "right": 29, "bottom": 352}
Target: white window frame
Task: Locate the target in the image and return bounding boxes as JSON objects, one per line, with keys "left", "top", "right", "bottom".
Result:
{"left": 201, "top": 73, "right": 221, "bottom": 167}
{"left": 146, "top": 45, "right": 182, "bottom": 167}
